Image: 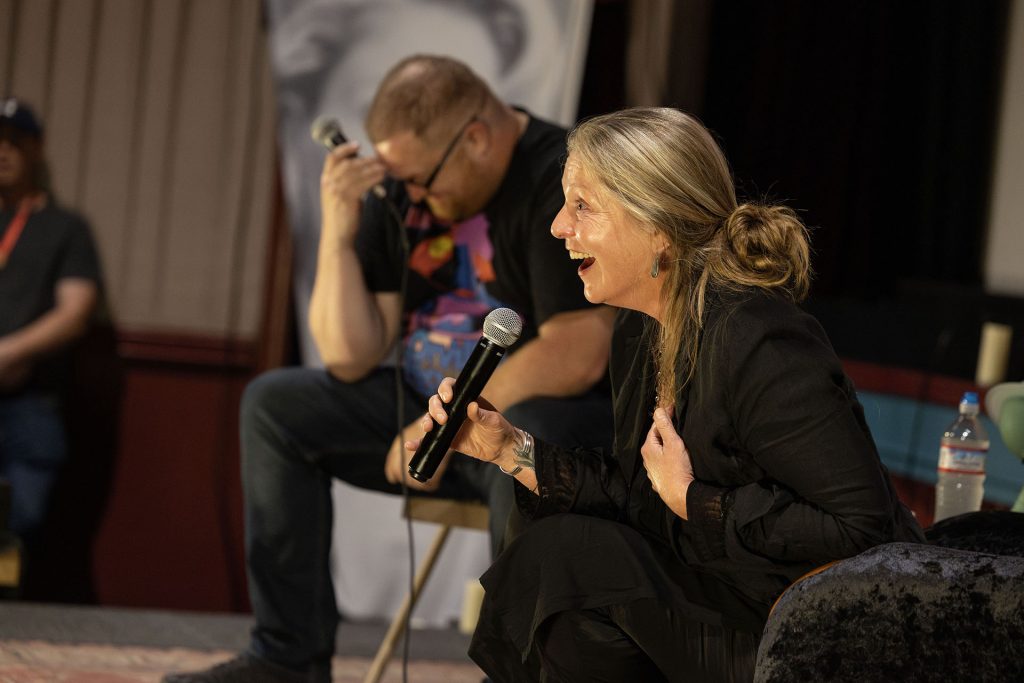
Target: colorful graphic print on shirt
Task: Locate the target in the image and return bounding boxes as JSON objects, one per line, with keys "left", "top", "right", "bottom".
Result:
{"left": 402, "top": 206, "right": 508, "bottom": 398}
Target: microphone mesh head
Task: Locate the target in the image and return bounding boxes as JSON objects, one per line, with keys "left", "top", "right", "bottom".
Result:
{"left": 482, "top": 308, "right": 523, "bottom": 348}
{"left": 310, "top": 116, "right": 339, "bottom": 147}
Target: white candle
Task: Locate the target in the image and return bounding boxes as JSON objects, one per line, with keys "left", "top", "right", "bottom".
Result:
{"left": 976, "top": 322, "right": 1013, "bottom": 387}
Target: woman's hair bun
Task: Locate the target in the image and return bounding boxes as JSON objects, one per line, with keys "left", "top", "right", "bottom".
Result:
{"left": 719, "top": 203, "right": 811, "bottom": 300}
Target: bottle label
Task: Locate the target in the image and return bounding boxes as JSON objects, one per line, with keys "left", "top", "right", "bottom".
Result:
{"left": 938, "top": 445, "right": 987, "bottom": 474}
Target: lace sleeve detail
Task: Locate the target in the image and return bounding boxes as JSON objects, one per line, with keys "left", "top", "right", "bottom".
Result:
{"left": 685, "top": 482, "right": 734, "bottom": 562}
{"left": 513, "top": 438, "right": 579, "bottom": 520}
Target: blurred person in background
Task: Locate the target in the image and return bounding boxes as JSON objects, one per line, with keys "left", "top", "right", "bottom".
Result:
{"left": 0, "top": 98, "right": 102, "bottom": 558}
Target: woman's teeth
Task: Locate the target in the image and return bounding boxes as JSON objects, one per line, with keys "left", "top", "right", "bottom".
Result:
{"left": 569, "top": 250, "right": 593, "bottom": 260}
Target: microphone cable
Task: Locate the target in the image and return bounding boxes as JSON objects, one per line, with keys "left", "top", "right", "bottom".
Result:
{"left": 312, "top": 119, "right": 415, "bottom": 680}
{"left": 377, "top": 189, "right": 414, "bottom": 683}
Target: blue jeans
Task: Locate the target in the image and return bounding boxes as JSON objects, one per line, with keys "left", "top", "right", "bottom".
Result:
{"left": 0, "top": 393, "right": 68, "bottom": 543}
{"left": 241, "top": 366, "right": 612, "bottom": 672}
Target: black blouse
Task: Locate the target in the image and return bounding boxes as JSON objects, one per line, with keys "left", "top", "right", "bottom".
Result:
{"left": 514, "top": 287, "right": 925, "bottom": 621}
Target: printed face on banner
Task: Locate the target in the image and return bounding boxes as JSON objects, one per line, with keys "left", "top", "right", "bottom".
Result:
{"left": 320, "top": 7, "right": 501, "bottom": 140}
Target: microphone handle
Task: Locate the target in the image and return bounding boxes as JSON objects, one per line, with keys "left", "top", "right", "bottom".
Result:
{"left": 320, "top": 125, "right": 387, "bottom": 199}
{"left": 408, "top": 338, "right": 507, "bottom": 483}
{"left": 326, "top": 129, "right": 347, "bottom": 148}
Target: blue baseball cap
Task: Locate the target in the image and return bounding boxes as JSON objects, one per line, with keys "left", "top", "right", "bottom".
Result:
{"left": 0, "top": 98, "right": 43, "bottom": 137}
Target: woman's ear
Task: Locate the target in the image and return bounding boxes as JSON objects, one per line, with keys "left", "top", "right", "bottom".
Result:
{"left": 652, "top": 230, "right": 671, "bottom": 256}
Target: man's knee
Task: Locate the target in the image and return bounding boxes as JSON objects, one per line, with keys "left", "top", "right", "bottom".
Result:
{"left": 241, "top": 368, "right": 300, "bottom": 427}
{"left": 239, "top": 368, "right": 324, "bottom": 483}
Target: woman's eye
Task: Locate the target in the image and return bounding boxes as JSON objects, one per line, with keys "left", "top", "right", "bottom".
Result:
{"left": 575, "top": 201, "right": 586, "bottom": 212}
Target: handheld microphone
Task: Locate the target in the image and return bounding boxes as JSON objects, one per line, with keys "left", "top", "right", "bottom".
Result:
{"left": 408, "top": 308, "right": 523, "bottom": 483}
{"left": 310, "top": 116, "right": 386, "bottom": 199}
{"left": 310, "top": 116, "right": 348, "bottom": 149}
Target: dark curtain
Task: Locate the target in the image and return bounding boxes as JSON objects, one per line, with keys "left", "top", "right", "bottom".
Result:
{"left": 694, "top": 0, "right": 1010, "bottom": 299}
{"left": 576, "top": 0, "right": 1018, "bottom": 377}
{"left": 576, "top": 0, "right": 629, "bottom": 121}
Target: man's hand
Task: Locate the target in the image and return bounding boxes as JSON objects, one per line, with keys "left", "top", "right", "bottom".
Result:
{"left": 319, "top": 142, "right": 386, "bottom": 246}
{"left": 384, "top": 416, "right": 449, "bottom": 492}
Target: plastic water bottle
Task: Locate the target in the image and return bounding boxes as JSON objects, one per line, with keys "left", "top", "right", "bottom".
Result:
{"left": 934, "top": 392, "right": 989, "bottom": 522}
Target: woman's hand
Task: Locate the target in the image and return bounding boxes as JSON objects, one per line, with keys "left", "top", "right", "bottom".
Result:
{"left": 405, "top": 377, "right": 517, "bottom": 466}
{"left": 641, "top": 407, "right": 695, "bottom": 519}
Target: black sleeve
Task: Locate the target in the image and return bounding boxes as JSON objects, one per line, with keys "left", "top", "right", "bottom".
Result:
{"left": 58, "top": 214, "right": 102, "bottom": 284}
{"left": 513, "top": 438, "right": 628, "bottom": 523}
{"left": 685, "top": 302, "right": 903, "bottom": 566}
{"left": 354, "top": 185, "right": 404, "bottom": 293}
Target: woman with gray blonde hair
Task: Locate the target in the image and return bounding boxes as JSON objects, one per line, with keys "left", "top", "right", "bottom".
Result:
{"left": 412, "top": 107, "right": 924, "bottom": 681}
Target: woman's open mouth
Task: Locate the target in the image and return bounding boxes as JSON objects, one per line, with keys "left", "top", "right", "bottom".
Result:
{"left": 569, "top": 250, "right": 596, "bottom": 272}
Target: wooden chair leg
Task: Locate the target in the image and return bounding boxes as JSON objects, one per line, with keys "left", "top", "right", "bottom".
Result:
{"left": 362, "top": 524, "right": 453, "bottom": 683}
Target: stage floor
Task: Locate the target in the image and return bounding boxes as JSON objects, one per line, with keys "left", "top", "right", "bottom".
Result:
{"left": 0, "top": 602, "right": 479, "bottom": 679}
{"left": 0, "top": 600, "right": 474, "bottom": 661}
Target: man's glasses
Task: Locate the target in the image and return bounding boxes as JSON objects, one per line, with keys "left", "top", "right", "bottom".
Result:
{"left": 412, "top": 113, "right": 478, "bottom": 192}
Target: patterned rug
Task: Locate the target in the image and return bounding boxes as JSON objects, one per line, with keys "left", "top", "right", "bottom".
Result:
{"left": 0, "top": 640, "right": 483, "bottom": 682}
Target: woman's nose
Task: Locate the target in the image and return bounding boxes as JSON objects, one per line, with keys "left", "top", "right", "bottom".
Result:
{"left": 550, "top": 206, "right": 575, "bottom": 239}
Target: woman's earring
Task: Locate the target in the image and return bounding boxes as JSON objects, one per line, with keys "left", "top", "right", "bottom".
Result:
{"left": 650, "top": 254, "right": 660, "bottom": 279}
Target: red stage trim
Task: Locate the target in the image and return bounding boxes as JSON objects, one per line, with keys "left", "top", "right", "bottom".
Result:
{"left": 841, "top": 358, "right": 987, "bottom": 407}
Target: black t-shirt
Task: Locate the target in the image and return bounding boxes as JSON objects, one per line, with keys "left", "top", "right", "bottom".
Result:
{"left": 354, "top": 111, "right": 591, "bottom": 397}
{"left": 0, "top": 200, "right": 102, "bottom": 393}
